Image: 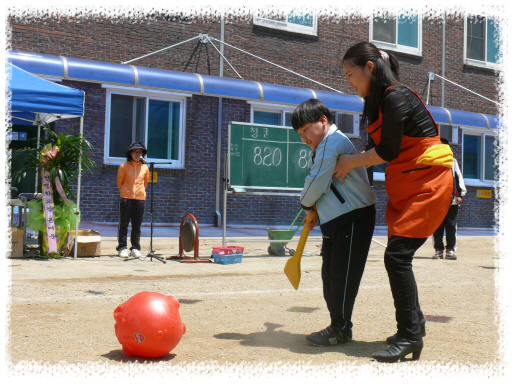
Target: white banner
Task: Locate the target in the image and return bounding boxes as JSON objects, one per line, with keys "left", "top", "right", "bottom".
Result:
{"left": 41, "top": 170, "right": 58, "bottom": 254}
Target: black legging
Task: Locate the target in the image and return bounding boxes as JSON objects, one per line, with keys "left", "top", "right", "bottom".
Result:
{"left": 117, "top": 198, "right": 145, "bottom": 251}
{"left": 384, "top": 236, "right": 427, "bottom": 341}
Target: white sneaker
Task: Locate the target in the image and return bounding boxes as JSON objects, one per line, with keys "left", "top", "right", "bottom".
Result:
{"left": 118, "top": 249, "right": 129, "bottom": 258}
{"left": 131, "top": 249, "right": 143, "bottom": 258}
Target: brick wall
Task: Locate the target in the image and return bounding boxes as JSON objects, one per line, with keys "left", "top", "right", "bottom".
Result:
{"left": 9, "top": 13, "right": 498, "bottom": 228}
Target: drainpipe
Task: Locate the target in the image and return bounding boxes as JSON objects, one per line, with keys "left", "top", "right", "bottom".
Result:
{"left": 215, "top": 15, "right": 225, "bottom": 226}
{"left": 442, "top": 12, "right": 446, "bottom": 108}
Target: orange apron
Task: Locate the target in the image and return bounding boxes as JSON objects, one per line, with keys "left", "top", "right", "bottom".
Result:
{"left": 367, "top": 87, "right": 453, "bottom": 238}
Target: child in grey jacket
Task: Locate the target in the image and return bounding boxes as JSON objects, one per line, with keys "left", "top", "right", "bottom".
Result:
{"left": 291, "top": 99, "right": 376, "bottom": 346}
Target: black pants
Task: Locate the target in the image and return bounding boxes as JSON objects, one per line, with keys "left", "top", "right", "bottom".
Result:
{"left": 433, "top": 204, "right": 459, "bottom": 250}
{"left": 384, "top": 236, "right": 427, "bottom": 341}
{"left": 117, "top": 198, "right": 145, "bottom": 251}
{"left": 321, "top": 210, "right": 376, "bottom": 333}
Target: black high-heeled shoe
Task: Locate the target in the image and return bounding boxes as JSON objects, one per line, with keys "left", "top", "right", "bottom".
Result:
{"left": 386, "top": 318, "right": 426, "bottom": 344}
{"left": 372, "top": 338, "right": 423, "bottom": 363}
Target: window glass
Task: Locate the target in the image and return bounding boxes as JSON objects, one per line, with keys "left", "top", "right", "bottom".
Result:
{"left": 463, "top": 134, "right": 481, "bottom": 179}
{"left": 254, "top": 10, "right": 317, "bottom": 35}
{"left": 374, "top": 163, "right": 388, "bottom": 173}
{"left": 254, "top": 111, "right": 281, "bottom": 126}
{"left": 467, "top": 16, "right": 485, "bottom": 61}
{"left": 135, "top": 98, "right": 146, "bottom": 143}
{"left": 373, "top": 16, "right": 396, "bottom": 44}
{"left": 147, "top": 100, "right": 180, "bottom": 160}
{"left": 397, "top": 15, "right": 418, "bottom": 48}
{"left": 288, "top": 11, "right": 313, "bottom": 27}
{"left": 284, "top": 112, "right": 293, "bottom": 127}
{"left": 487, "top": 19, "right": 499, "bottom": 63}
{"left": 484, "top": 135, "right": 496, "bottom": 180}
{"left": 109, "top": 94, "right": 134, "bottom": 158}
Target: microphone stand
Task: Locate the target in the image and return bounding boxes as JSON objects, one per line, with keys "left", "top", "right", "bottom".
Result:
{"left": 125, "top": 158, "right": 172, "bottom": 263}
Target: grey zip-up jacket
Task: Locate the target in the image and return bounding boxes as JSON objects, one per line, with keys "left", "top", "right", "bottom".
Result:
{"left": 300, "top": 125, "right": 377, "bottom": 235}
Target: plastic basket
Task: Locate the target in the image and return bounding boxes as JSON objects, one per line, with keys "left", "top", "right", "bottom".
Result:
{"left": 213, "top": 253, "right": 243, "bottom": 265}
{"left": 212, "top": 246, "right": 245, "bottom": 255}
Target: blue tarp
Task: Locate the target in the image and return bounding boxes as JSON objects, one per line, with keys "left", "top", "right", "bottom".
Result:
{"left": 7, "top": 62, "right": 84, "bottom": 125}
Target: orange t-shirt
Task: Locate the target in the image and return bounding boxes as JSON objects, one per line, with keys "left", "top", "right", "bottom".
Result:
{"left": 117, "top": 161, "right": 150, "bottom": 200}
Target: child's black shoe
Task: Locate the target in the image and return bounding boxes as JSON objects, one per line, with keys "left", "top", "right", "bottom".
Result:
{"left": 306, "top": 326, "right": 352, "bottom": 346}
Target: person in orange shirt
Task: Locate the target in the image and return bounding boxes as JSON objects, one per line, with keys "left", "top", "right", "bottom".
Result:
{"left": 116, "top": 142, "right": 150, "bottom": 258}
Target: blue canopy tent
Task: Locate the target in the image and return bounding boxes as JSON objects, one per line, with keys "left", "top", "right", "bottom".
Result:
{"left": 7, "top": 62, "right": 86, "bottom": 259}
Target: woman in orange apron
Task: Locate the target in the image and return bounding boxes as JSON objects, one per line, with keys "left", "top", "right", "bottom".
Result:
{"left": 334, "top": 42, "right": 453, "bottom": 363}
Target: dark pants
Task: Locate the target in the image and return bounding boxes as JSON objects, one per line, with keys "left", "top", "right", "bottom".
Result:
{"left": 321, "top": 210, "right": 376, "bottom": 333}
{"left": 433, "top": 204, "right": 459, "bottom": 250}
{"left": 117, "top": 198, "right": 145, "bottom": 251}
{"left": 384, "top": 236, "right": 427, "bottom": 341}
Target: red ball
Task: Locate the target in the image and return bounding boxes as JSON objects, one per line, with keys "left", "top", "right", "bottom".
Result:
{"left": 113, "top": 291, "right": 186, "bottom": 358}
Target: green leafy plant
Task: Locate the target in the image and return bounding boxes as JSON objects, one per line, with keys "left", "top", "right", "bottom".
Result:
{"left": 12, "top": 124, "right": 97, "bottom": 204}
{"left": 12, "top": 124, "right": 97, "bottom": 256}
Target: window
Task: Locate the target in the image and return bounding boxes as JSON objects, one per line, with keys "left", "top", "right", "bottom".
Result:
{"left": 250, "top": 103, "right": 295, "bottom": 127}
{"left": 105, "top": 88, "right": 187, "bottom": 168}
{"left": 335, "top": 112, "right": 360, "bottom": 138}
{"left": 438, "top": 124, "right": 459, "bottom": 144}
{"left": 370, "top": 12, "right": 422, "bottom": 55}
{"left": 250, "top": 103, "right": 359, "bottom": 136}
{"left": 253, "top": 9, "right": 317, "bottom": 36}
{"left": 462, "top": 129, "right": 497, "bottom": 184}
{"left": 465, "top": 16, "right": 501, "bottom": 68}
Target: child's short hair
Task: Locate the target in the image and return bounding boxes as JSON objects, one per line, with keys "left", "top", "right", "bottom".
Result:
{"left": 291, "top": 99, "right": 334, "bottom": 131}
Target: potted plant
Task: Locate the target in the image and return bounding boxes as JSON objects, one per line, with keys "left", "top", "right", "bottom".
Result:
{"left": 12, "top": 125, "right": 97, "bottom": 257}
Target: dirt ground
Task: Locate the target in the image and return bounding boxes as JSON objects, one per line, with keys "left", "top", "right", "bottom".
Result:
{"left": 6, "top": 234, "right": 501, "bottom": 371}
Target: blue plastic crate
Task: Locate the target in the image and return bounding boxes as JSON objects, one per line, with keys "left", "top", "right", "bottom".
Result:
{"left": 213, "top": 253, "right": 243, "bottom": 265}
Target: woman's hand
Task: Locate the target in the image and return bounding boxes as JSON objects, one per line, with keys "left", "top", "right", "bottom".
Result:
{"left": 333, "top": 154, "right": 355, "bottom": 182}
{"left": 303, "top": 209, "right": 318, "bottom": 231}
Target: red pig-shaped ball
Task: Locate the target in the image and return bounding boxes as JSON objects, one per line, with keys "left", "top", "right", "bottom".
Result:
{"left": 114, "top": 291, "right": 186, "bottom": 358}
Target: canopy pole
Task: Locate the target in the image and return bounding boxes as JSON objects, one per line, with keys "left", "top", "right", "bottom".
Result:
{"left": 73, "top": 116, "right": 84, "bottom": 260}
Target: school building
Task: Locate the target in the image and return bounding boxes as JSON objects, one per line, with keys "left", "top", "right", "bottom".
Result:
{"left": 7, "top": 11, "right": 501, "bottom": 229}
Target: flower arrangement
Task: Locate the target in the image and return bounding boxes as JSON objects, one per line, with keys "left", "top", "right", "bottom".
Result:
{"left": 12, "top": 125, "right": 97, "bottom": 257}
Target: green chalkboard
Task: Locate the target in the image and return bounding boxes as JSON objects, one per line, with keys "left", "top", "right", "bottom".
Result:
{"left": 228, "top": 122, "right": 314, "bottom": 190}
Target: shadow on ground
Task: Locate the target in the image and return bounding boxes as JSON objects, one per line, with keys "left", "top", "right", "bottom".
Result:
{"left": 102, "top": 350, "right": 177, "bottom": 363}
{"left": 214, "top": 322, "right": 385, "bottom": 358}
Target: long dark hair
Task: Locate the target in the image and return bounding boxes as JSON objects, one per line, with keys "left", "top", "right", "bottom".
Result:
{"left": 340, "top": 42, "right": 400, "bottom": 128}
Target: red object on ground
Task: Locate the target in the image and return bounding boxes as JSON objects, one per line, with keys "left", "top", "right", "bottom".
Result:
{"left": 212, "top": 246, "right": 245, "bottom": 255}
{"left": 113, "top": 291, "right": 186, "bottom": 358}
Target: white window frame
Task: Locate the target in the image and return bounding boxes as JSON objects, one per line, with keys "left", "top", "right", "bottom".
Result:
{"left": 103, "top": 85, "right": 189, "bottom": 169}
{"left": 248, "top": 102, "right": 295, "bottom": 126}
{"left": 253, "top": 10, "right": 318, "bottom": 36}
{"left": 464, "top": 15, "right": 501, "bottom": 70}
{"left": 369, "top": 13, "right": 423, "bottom": 56}
{"left": 248, "top": 102, "right": 359, "bottom": 136}
{"left": 461, "top": 127, "right": 498, "bottom": 187}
